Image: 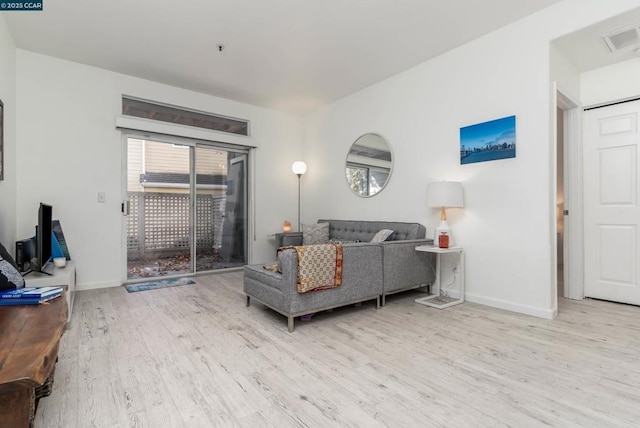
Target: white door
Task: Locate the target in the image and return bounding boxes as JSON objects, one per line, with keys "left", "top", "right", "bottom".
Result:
{"left": 584, "top": 100, "right": 640, "bottom": 305}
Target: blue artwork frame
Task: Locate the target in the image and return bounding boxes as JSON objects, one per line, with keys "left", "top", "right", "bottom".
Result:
{"left": 460, "top": 115, "right": 516, "bottom": 165}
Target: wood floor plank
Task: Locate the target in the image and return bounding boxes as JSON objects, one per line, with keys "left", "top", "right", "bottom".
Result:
{"left": 34, "top": 271, "right": 640, "bottom": 427}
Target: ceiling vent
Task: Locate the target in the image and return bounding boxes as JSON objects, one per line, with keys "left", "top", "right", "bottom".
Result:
{"left": 603, "top": 24, "right": 640, "bottom": 53}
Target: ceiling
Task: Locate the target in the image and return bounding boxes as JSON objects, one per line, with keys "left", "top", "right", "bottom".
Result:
{"left": 4, "top": 0, "right": 565, "bottom": 114}
{"left": 554, "top": 6, "right": 640, "bottom": 73}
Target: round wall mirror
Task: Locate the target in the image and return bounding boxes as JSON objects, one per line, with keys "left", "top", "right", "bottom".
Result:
{"left": 345, "top": 133, "right": 393, "bottom": 197}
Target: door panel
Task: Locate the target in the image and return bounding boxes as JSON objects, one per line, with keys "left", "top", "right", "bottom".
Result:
{"left": 598, "top": 146, "right": 636, "bottom": 205}
{"left": 584, "top": 101, "right": 640, "bottom": 304}
{"left": 126, "top": 138, "right": 192, "bottom": 280}
{"left": 219, "top": 154, "right": 247, "bottom": 266}
{"left": 597, "top": 225, "right": 635, "bottom": 284}
{"left": 194, "top": 146, "right": 246, "bottom": 272}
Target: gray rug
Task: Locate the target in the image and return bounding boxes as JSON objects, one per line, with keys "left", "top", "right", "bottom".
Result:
{"left": 125, "top": 277, "right": 196, "bottom": 293}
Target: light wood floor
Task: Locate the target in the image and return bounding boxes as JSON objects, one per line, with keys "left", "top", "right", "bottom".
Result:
{"left": 36, "top": 271, "right": 640, "bottom": 427}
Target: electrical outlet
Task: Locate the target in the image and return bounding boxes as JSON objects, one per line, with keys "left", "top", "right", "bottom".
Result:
{"left": 98, "top": 192, "right": 106, "bottom": 203}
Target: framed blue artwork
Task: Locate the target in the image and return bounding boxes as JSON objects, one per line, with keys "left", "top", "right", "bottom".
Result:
{"left": 460, "top": 115, "right": 516, "bottom": 164}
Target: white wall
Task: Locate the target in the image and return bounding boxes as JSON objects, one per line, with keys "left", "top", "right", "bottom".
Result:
{"left": 16, "top": 50, "right": 301, "bottom": 290}
{"left": 550, "top": 43, "right": 581, "bottom": 104}
{"left": 0, "top": 16, "right": 17, "bottom": 246}
{"left": 302, "top": 0, "right": 640, "bottom": 318}
{"left": 581, "top": 58, "right": 640, "bottom": 107}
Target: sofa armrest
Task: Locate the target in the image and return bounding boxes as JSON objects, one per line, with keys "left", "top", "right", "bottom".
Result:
{"left": 243, "top": 250, "right": 299, "bottom": 312}
{"left": 380, "top": 239, "right": 436, "bottom": 294}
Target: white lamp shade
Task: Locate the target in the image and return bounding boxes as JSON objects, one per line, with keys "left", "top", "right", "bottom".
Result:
{"left": 292, "top": 161, "right": 307, "bottom": 175}
{"left": 426, "top": 181, "right": 464, "bottom": 208}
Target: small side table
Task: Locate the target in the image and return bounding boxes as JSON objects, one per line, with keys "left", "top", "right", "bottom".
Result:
{"left": 414, "top": 245, "right": 465, "bottom": 309}
{"left": 274, "top": 232, "right": 303, "bottom": 247}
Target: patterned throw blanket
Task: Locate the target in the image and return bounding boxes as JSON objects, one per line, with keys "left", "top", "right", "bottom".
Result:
{"left": 293, "top": 244, "right": 343, "bottom": 293}
{"left": 264, "top": 244, "right": 343, "bottom": 293}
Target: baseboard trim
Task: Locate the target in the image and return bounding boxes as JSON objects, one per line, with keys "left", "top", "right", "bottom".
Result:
{"left": 77, "top": 280, "right": 120, "bottom": 291}
{"left": 465, "top": 293, "right": 556, "bottom": 319}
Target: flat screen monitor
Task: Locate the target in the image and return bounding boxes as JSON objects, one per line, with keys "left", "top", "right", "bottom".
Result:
{"left": 34, "top": 203, "right": 54, "bottom": 275}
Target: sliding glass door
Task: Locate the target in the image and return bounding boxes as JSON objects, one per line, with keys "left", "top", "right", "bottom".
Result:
{"left": 194, "top": 146, "right": 247, "bottom": 272}
{"left": 124, "top": 136, "right": 248, "bottom": 281}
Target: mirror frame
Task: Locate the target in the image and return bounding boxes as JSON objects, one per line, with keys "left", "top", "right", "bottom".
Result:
{"left": 345, "top": 132, "right": 393, "bottom": 198}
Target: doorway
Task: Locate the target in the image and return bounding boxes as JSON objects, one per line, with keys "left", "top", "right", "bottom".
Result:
{"left": 124, "top": 135, "right": 248, "bottom": 281}
{"left": 555, "top": 89, "right": 583, "bottom": 305}
{"left": 556, "top": 106, "right": 565, "bottom": 297}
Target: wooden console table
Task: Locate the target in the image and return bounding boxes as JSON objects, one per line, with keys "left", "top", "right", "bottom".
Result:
{"left": 0, "top": 296, "right": 67, "bottom": 428}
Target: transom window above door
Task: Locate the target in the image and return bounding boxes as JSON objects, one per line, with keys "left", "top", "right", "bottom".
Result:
{"left": 122, "top": 97, "right": 249, "bottom": 136}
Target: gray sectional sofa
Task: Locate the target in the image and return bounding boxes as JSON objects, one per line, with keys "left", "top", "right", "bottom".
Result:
{"left": 244, "top": 220, "right": 436, "bottom": 332}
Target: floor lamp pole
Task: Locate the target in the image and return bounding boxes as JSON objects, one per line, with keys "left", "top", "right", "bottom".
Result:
{"left": 297, "top": 173, "right": 302, "bottom": 232}
{"left": 291, "top": 161, "right": 307, "bottom": 232}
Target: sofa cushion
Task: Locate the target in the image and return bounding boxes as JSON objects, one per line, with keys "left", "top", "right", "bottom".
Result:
{"left": 370, "top": 229, "right": 394, "bottom": 243}
{"left": 318, "top": 219, "right": 426, "bottom": 242}
{"left": 0, "top": 241, "right": 25, "bottom": 291}
{"left": 302, "top": 222, "right": 329, "bottom": 245}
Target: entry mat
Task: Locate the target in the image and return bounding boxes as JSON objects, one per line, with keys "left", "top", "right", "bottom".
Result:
{"left": 125, "top": 277, "right": 196, "bottom": 293}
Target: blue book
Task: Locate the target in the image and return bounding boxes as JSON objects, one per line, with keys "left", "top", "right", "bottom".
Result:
{"left": 0, "top": 286, "right": 63, "bottom": 299}
{"left": 0, "top": 294, "right": 62, "bottom": 306}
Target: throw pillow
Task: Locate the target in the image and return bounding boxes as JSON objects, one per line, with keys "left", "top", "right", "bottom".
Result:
{"left": 0, "top": 240, "right": 19, "bottom": 270}
{"left": 370, "top": 229, "right": 394, "bottom": 243}
{"left": 302, "top": 222, "right": 330, "bottom": 245}
{"left": 0, "top": 241, "right": 25, "bottom": 291}
{"left": 329, "top": 238, "right": 361, "bottom": 244}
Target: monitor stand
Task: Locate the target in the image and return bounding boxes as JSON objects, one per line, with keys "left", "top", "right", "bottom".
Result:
{"left": 39, "top": 263, "right": 55, "bottom": 276}
{"left": 23, "top": 262, "right": 55, "bottom": 277}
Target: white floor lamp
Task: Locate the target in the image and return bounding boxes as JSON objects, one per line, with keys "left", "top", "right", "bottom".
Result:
{"left": 427, "top": 181, "right": 464, "bottom": 247}
{"left": 291, "top": 161, "right": 307, "bottom": 232}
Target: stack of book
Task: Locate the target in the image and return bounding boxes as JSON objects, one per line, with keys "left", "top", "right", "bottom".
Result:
{"left": 0, "top": 286, "right": 64, "bottom": 306}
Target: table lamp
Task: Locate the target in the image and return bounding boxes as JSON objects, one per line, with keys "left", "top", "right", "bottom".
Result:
{"left": 427, "top": 181, "right": 464, "bottom": 247}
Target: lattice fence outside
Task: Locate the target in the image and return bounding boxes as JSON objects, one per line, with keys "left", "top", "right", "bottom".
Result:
{"left": 126, "top": 195, "right": 140, "bottom": 252}
{"left": 127, "top": 192, "right": 226, "bottom": 259}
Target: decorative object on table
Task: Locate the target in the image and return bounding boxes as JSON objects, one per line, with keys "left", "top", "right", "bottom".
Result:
{"left": 0, "top": 286, "right": 63, "bottom": 305}
{"left": 291, "top": 161, "right": 307, "bottom": 231}
{"left": 438, "top": 232, "right": 450, "bottom": 249}
{"left": 0, "top": 98, "right": 3, "bottom": 181}
{"left": 460, "top": 115, "right": 516, "bottom": 164}
{"left": 427, "top": 181, "right": 464, "bottom": 247}
{"left": 283, "top": 220, "right": 292, "bottom": 232}
{"left": 124, "top": 277, "right": 196, "bottom": 293}
{"left": 51, "top": 233, "right": 65, "bottom": 259}
{"left": 1, "top": 286, "right": 63, "bottom": 300}
{"left": 53, "top": 257, "right": 66, "bottom": 268}
{"left": 345, "top": 133, "right": 393, "bottom": 197}
{"left": 52, "top": 220, "right": 71, "bottom": 260}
